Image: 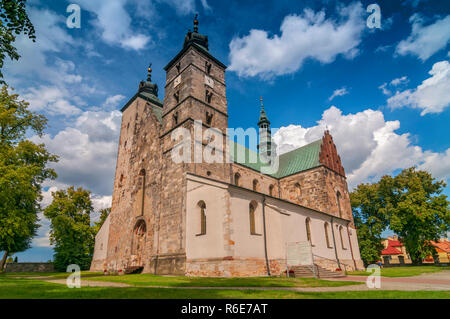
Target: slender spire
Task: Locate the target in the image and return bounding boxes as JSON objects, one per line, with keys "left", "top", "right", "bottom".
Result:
{"left": 147, "top": 63, "right": 152, "bottom": 82}
{"left": 257, "top": 96, "right": 270, "bottom": 127}
{"left": 260, "top": 96, "right": 264, "bottom": 111}
{"left": 193, "top": 13, "right": 199, "bottom": 33}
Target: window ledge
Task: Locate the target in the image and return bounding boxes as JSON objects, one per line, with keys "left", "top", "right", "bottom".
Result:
{"left": 251, "top": 233, "right": 262, "bottom": 236}
{"left": 196, "top": 233, "right": 206, "bottom": 237}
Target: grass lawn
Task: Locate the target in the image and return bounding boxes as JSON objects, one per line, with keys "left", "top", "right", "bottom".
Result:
{"left": 1, "top": 271, "right": 362, "bottom": 288}
{"left": 348, "top": 266, "right": 450, "bottom": 277}
{"left": 0, "top": 276, "right": 448, "bottom": 299}
{"left": 80, "top": 273, "right": 362, "bottom": 288}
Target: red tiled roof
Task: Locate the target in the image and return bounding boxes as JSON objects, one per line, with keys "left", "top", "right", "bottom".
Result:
{"left": 381, "top": 246, "right": 403, "bottom": 255}
{"left": 389, "top": 240, "right": 403, "bottom": 247}
{"left": 431, "top": 241, "right": 450, "bottom": 253}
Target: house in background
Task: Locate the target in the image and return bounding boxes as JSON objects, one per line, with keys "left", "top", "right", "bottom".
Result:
{"left": 381, "top": 236, "right": 411, "bottom": 265}
{"left": 381, "top": 235, "right": 450, "bottom": 265}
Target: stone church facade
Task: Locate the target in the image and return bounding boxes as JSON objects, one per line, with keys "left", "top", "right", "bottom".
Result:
{"left": 90, "top": 17, "right": 364, "bottom": 276}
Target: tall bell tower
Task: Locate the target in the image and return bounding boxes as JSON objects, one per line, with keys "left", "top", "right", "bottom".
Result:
{"left": 161, "top": 14, "right": 230, "bottom": 181}
{"left": 151, "top": 15, "right": 230, "bottom": 275}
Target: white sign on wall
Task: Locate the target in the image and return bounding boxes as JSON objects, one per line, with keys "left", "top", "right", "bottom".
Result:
{"left": 286, "top": 242, "right": 313, "bottom": 266}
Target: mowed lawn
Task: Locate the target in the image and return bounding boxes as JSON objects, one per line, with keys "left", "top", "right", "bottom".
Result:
{"left": 348, "top": 266, "right": 450, "bottom": 277}
{"left": 0, "top": 276, "right": 449, "bottom": 299}
{"left": 0, "top": 271, "right": 362, "bottom": 288}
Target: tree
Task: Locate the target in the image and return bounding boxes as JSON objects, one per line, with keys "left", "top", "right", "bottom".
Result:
{"left": 387, "top": 168, "right": 450, "bottom": 264}
{"left": 351, "top": 167, "right": 450, "bottom": 265}
{"left": 0, "top": 85, "right": 57, "bottom": 270}
{"left": 44, "top": 187, "right": 96, "bottom": 272}
{"left": 351, "top": 182, "right": 390, "bottom": 265}
{"left": 0, "top": 0, "right": 36, "bottom": 82}
{"left": 93, "top": 207, "right": 110, "bottom": 235}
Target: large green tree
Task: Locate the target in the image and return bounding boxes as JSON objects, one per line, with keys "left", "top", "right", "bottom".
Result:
{"left": 351, "top": 182, "right": 390, "bottom": 265}
{"left": 44, "top": 186, "right": 96, "bottom": 272}
{"left": 93, "top": 207, "right": 110, "bottom": 235}
{"left": 0, "top": 85, "right": 57, "bottom": 270}
{"left": 0, "top": 0, "right": 35, "bottom": 82}
{"left": 387, "top": 168, "right": 450, "bottom": 263}
{"left": 351, "top": 167, "right": 450, "bottom": 265}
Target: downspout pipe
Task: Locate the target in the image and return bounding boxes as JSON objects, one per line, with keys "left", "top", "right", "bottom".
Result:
{"left": 330, "top": 217, "right": 341, "bottom": 269}
{"left": 346, "top": 222, "right": 357, "bottom": 270}
{"left": 262, "top": 195, "right": 271, "bottom": 276}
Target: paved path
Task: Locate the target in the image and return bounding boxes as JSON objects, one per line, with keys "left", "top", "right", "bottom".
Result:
{"left": 34, "top": 270, "right": 450, "bottom": 292}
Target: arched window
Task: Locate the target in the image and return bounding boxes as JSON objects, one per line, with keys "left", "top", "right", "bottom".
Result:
{"left": 252, "top": 179, "right": 259, "bottom": 192}
{"left": 269, "top": 185, "right": 274, "bottom": 196}
{"left": 119, "top": 174, "right": 124, "bottom": 187}
{"left": 306, "top": 218, "right": 312, "bottom": 244}
{"left": 339, "top": 226, "right": 346, "bottom": 249}
{"left": 295, "top": 183, "right": 301, "bottom": 200}
{"left": 336, "top": 191, "right": 342, "bottom": 218}
{"left": 324, "top": 222, "right": 332, "bottom": 248}
{"left": 249, "top": 202, "right": 256, "bottom": 234}
{"left": 198, "top": 201, "right": 206, "bottom": 235}
{"left": 139, "top": 169, "right": 146, "bottom": 216}
{"left": 234, "top": 173, "right": 241, "bottom": 186}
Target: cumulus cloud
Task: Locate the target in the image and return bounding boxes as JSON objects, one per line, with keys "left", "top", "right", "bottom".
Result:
{"left": 22, "top": 85, "right": 82, "bottom": 116}
{"left": 387, "top": 60, "right": 450, "bottom": 115}
{"left": 31, "top": 107, "right": 122, "bottom": 196}
{"left": 379, "top": 76, "right": 409, "bottom": 96}
{"left": 228, "top": 2, "right": 365, "bottom": 78}
{"left": 329, "top": 87, "right": 349, "bottom": 101}
{"left": 396, "top": 14, "right": 450, "bottom": 61}
{"left": 102, "top": 94, "right": 126, "bottom": 110}
{"left": 273, "top": 106, "right": 450, "bottom": 189}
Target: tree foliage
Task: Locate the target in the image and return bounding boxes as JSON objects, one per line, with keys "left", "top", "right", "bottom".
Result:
{"left": 387, "top": 168, "right": 450, "bottom": 263}
{"left": 351, "top": 167, "right": 450, "bottom": 265}
{"left": 44, "top": 187, "right": 96, "bottom": 272}
{"left": 0, "top": 0, "right": 36, "bottom": 82}
{"left": 0, "top": 85, "right": 57, "bottom": 270}
{"left": 93, "top": 207, "right": 110, "bottom": 235}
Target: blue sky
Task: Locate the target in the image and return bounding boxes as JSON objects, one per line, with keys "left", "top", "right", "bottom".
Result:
{"left": 3, "top": 0, "right": 450, "bottom": 262}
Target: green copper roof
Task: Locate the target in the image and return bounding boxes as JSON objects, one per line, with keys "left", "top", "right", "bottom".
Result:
{"left": 230, "top": 139, "right": 322, "bottom": 179}
{"left": 274, "top": 140, "right": 322, "bottom": 178}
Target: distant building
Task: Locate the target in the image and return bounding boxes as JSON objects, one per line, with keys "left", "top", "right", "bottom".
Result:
{"left": 381, "top": 235, "right": 450, "bottom": 264}
{"left": 381, "top": 236, "right": 411, "bottom": 264}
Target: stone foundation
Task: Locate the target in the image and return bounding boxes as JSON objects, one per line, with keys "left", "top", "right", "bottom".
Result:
{"left": 147, "top": 253, "right": 186, "bottom": 275}
{"left": 186, "top": 257, "right": 286, "bottom": 277}
{"left": 90, "top": 259, "right": 106, "bottom": 272}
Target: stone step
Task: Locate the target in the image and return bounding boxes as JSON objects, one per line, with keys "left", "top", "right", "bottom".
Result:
{"left": 291, "top": 264, "right": 346, "bottom": 278}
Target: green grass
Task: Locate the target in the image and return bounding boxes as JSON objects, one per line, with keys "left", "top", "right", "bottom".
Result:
{"left": 81, "top": 273, "right": 362, "bottom": 288}
{"left": 348, "top": 266, "right": 450, "bottom": 278}
{"left": 0, "top": 276, "right": 448, "bottom": 299}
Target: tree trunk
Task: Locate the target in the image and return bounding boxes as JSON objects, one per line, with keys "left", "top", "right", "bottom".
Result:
{"left": 0, "top": 250, "right": 9, "bottom": 271}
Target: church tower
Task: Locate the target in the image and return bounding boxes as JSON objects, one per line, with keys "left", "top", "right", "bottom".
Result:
{"left": 149, "top": 15, "right": 230, "bottom": 275}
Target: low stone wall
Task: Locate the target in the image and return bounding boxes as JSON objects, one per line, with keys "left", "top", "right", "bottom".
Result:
{"left": 5, "top": 262, "right": 54, "bottom": 273}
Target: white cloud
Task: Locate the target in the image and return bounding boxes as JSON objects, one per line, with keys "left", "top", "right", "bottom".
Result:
{"left": 228, "top": 2, "right": 365, "bottom": 78}
{"left": 396, "top": 14, "right": 450, "bottom": 61}
{"left": 31, "top": 109, "right": 121, "bottom": 195}
{"left": 390, "top": 76, "right": 409, "bottom": 86}
{"left": 22, "top": 85, "right": 82, "bottom": 116}
{"left": 102, "top": 94, "right": 126, "bottom": 109}
{"left": 273, "top": 106, "right": 450, "bottom": 189}
{"left": 387, "top": 60, "right": 450, "bottom": 115}
{"left": 379, "top": 83, "right": 391, "bottom": 95}
{"left": 328, "top": 87, "right": 349, "bottom": 101}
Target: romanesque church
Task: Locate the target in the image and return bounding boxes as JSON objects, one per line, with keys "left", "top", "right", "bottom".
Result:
{"left": 91, "top": 17, "right": 364, "bottom": 276}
